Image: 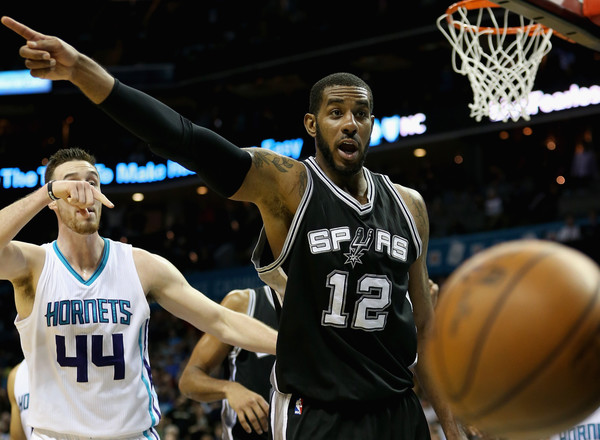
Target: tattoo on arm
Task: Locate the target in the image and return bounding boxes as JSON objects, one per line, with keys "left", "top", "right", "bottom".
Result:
{"left": 251, "top": 150, "right": 294, "bottom": 173}
{"left": 271, "top": 156, "right": 294, "bottom": 173}
{"left": 251, "top": 150, "right": 270, "bottom": 168}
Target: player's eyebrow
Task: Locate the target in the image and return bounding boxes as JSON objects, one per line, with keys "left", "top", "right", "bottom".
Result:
{"left": 326, "top": 97, "right": 370, "bottom": 107}
{"left": 63, "top": 170, "right": 100, "bottom": 180}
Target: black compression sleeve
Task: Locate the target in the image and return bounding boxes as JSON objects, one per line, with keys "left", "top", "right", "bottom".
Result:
{"left": 97, "top": 79, "right": 252, "bottom": 198}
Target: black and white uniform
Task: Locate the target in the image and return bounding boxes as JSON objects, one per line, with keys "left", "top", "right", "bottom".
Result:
{"left": 252, "top": 157, "right": 430, "bottom": 440}
{"left": 222, "top": 286, "right": 279, "bottom": 440}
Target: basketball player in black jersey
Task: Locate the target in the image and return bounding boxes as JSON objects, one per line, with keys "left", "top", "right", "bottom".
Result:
{"left": 179, "top": 286, "right": 279, "bottom": 440}
{"left": 3, "top": 15, "right": 467, "bottom": 440}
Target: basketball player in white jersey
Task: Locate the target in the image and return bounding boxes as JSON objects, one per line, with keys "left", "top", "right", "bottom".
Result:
{"left": 0, "top": 147, "right": 277, "bottom": 440}
{"left": 7, "top": 359, "right": 32, "bottom": 440}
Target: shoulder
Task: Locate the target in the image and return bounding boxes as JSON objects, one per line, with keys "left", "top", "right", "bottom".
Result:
{"left": 240, "top": 148, "right": 309, "bottom": 217}
{"left": 220, "top": 289, "right": 251, "bottom": 314}
{"left": 131, "top": 247, "right": 185, "bottom": 292}
{"left": 391, "top": 183, "right": 427, "bottom": 215}
{"left": 131, "top": 246, "right": 179, "bottom": 268}
{"left": 391, "top": 183, "right": 424, "bottom": 203}
{"left": 1, "top": 241, "right": 46, "bottom": 279}
{"left": 391, "top": 183, "right": 429, "bottom": 238}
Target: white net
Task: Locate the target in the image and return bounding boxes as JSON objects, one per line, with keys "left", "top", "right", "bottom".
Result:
{"left": 437, "top": 2, "right": 554, "bottom": 122}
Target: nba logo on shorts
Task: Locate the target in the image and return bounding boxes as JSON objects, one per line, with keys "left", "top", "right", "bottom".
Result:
{"left": 294, "top": 398, "right": 303, "bottom": 415}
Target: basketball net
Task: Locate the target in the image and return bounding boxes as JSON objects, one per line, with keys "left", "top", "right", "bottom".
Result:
{"left": 437, "top": 0, "right": 554, "bottom": 122}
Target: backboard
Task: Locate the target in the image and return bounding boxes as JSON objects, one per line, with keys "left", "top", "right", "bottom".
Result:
{"left": 497, "top": 0, "right": 600, "bottom": 51}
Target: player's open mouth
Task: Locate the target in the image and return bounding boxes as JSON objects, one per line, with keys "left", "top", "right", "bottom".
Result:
{"left": 338, "top": 141, "right": 358, "bottom": 159}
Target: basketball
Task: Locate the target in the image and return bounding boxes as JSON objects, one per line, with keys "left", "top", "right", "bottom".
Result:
{"left": 424, "top": 239, "right": 600, "bottom": 439}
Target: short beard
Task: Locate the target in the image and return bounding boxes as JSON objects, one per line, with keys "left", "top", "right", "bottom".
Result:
{"left": 64, "top": 211, "right": 101, "bottom": 235}
{"left": 315, "top": 123, "right": 367, "bottom": 177}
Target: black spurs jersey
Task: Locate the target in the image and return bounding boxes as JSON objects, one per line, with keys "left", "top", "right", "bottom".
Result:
{"left": 222, "top": 286, "right": 279, "bottom": 440}
{"left": 252, "top": 157, "right": 423, "bottom": 403}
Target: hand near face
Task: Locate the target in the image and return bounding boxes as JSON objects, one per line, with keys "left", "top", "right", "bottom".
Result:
{"left": 50, "top": 180, "right": 114, "bottom": 214}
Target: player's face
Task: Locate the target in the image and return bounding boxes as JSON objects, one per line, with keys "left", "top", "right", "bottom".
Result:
{"left": 51, "top": 160, "right": 103, "bottom": 235}
{"left": 313, "top": 86, "right": 373, "bottom": 176}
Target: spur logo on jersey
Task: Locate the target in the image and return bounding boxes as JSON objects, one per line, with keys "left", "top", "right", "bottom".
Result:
{"left": 45, "top": 298, "right": 132, "bottom": 327}
{"left": 308, "top": 226, "right": 409, "bottom": 264}
{"left": 343, "top": 227, "right": 373, "bottom": 268}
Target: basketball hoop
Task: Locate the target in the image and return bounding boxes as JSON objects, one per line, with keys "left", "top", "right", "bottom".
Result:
{"left": 437, "top": 0, "right": 554, "bottom": 122}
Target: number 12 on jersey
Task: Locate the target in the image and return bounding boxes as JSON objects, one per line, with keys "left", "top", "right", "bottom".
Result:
{"left": 322, "top": 270, "right": 392, "bottom": 331}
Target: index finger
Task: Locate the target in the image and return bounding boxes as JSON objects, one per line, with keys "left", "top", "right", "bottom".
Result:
{"left": 1, "top": 16, "right": 47, "bottom": 41}
{"left": 91, "top": 186, "right": 114, "bottom": 209}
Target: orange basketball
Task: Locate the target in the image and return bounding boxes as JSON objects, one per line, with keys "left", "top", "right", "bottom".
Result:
{"left": 424, "top": 239, "right": 600, "bottom": 439}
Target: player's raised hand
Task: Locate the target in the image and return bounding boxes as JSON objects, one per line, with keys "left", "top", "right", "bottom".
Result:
{"left": 50, "top": 180, "right": 114, "bottom": 211}
{"left": 1, "top": 16, "right": 79, "bottom": 81}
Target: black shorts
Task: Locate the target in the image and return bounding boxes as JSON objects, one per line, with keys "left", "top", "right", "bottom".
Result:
{"left": 269, "top": 389, "right": 431, "bottom": 440}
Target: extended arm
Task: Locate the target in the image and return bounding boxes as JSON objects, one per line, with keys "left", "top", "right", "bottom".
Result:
{"left": 7, "top": 363, "right": 27, "bottom": 440}
{"left": 179, "top": 289, "right": 270, "bottom": 435}
{"left": 134, "top": 249, "right": 277, "bottom": 354}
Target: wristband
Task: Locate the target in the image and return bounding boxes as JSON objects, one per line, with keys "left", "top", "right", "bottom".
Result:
{"left": 47, "top": 180, "right": 59, "bottom": 201}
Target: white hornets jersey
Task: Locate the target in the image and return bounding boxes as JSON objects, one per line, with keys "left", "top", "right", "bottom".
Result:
{"left": 14, "top": 360, "right": 32, "bottom": 439}
{"left": 15, "top": 239, "right": 160, "bottom": 439}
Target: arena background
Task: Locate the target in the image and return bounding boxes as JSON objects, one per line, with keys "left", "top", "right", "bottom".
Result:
{"left": 0, "top": 1, "right": 598, "bottom": 438}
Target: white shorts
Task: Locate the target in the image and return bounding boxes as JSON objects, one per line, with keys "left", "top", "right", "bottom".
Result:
{"left": 31, "top": 428, "right": 160, "bottom": 440}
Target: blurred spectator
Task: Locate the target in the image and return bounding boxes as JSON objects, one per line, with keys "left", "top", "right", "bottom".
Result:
{"left": 570, "top": 129, "right": 599, "bottom": 191}
{"left": 554, "top": 214, "right": 582, "bottom": 243}
{"left": 483, "top": 187, "right": 507, "bottom": 230}
{"left": 164, "top": 424, "right": 180, "bottom": 440}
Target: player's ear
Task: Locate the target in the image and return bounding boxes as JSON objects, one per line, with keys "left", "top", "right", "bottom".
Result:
{"left": 48, "top": 200, "right": 58, "bottom": 211}
{"left": 304, "top": 113, "right": 317, "bottom": 138}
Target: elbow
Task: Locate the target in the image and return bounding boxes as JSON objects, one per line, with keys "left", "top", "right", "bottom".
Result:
{"left": 178, "top": 370, "right": 192, "bottom": 398}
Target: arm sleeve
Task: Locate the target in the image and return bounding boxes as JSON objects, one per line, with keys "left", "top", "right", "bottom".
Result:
{"left": 97, "top": 79, "right": 252, "bottom": 198}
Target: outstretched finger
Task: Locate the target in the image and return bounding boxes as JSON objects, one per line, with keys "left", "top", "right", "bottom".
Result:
{"left": 1, "top": 16, "right": 47, "bottom": 41}
{"left": 92, "top": 187, "right": 114, "bottom": 208}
